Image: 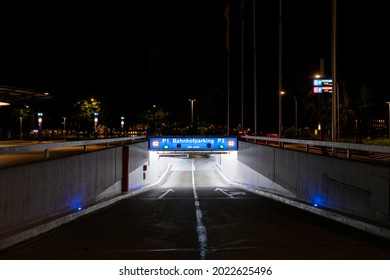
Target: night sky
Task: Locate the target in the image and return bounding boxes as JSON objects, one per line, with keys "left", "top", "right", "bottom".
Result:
{"left": 1, "top": 0, "right": 390, "bottom": 133}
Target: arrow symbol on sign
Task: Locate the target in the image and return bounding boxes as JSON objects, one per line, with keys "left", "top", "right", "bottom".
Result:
{"left": 214, "top": 188, "right": 246, "bottom": 198}
{"left": 158, "top": 188, "right": 175, "bottom": 199}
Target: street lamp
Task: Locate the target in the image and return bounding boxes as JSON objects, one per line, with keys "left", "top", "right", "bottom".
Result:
{"left": 278, "top": 0, "right": 282, "bottom": 137}
{"left": 153, "top": 104, "right": 157, "bottom": 132}
{"left": 94, "top": 112, "right": 98, "bottom": 139}
{"left": 188, "top": 99, "right": 196, "bottom": 123}
{"left": 290, "top": 93, "right": 298, "bottom": 130}
{"left": 387, "top": 102, "right": 390, "bottom": 140}
{"left": 19, "top": 117, "right": 23, "bottom": 140}
{"left": 120, "top": 116, "right": 125, "bottom": 135}
{"left": 280, "top": 91, "right": 298, "bottom": 132}
{"left": 0, "top": 102, "right": 10, "bottom": 107}
{"left": 37, "top": 112, "right": 43, "bottom": 142}
{"left": 62, "top": 117, "right": 67, "bottom": 140}
{"left": 280, "top": 91, "right": 284, "bottom": 134}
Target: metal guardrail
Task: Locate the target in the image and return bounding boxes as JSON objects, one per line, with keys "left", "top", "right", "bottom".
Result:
{"left": 240, "top": 135, "right": 390, "bottom": 159}
{"left": 0, "top": 136, "right": 148, "bottom": 158}
{"left": 1, "top": 135, "right": 389, "bottom": 161}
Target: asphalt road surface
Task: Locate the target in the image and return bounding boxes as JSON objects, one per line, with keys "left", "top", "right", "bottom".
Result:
{"left": 1, "top": 155, "right": 390, "bottom": 260}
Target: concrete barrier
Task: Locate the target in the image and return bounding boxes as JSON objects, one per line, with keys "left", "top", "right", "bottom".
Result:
{"left": 216, "top": 141, "right": 390, "bottom": 234}
{"left": 0, "top": 141, "right": 169, "bottom": 250}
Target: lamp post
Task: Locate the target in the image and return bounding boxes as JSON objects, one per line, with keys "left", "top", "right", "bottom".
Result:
{"left": 19, "top": 117, "right": 23, "bottom": 140}
{"left": 332, "top": 0, "right": 337, "bottom": 142}
{"left": 292, "top": 94, "right": 297, "bottom": 130}
{"left": 37, "top": 112, "right": 43, "bottom": 142}
{"left": 62, "top": 117, "right": 67, "bottom": 140}
{"left": 120, "top": 116, "right": 125, "bottom": 136}
{"left": 153, "top": 104, "right": 157, "bottom": 132}
{"left": 189, "top": 99, "right": 196, "bottom": 123}
{"left": 93, "top": 112, "right": 98, "bottom": 139}
{"left": 280, "top": 91, "right": 284, "bottom": 134}
{"left": 278, "top": 0, "right": 282, "bottom": 137}
{"left": 280, "top": 91, "right": 298, "bottom": 132}
{"left": 387, "top": 102, "right": 390, "bottom": 140}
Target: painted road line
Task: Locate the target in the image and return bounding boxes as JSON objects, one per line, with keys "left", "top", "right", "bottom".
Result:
{"left": 158, "top": 188, "right": 175, "bottom": 199}
{"left": 191, "top": 159, "right": 208, "bottom": 260}
{"left": 214, "top": 187, "right": 246, "bottom": 198}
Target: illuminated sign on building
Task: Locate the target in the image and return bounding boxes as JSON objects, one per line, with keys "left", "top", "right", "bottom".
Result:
{"left": 313, "top": 79, "right": 333, "bottom": 93}
{"left": 149, "top": 137, "right": 238, "bottom": 151}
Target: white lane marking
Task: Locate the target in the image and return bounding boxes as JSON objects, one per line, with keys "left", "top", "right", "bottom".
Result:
{"left": 214, "top": 187, "right": 246, "bottom": 198}
{"left": 158, "top": 188, "right": 175, "bottom": 199}
{"left": 191, "top": 159, "right": 208, "bottom": 260}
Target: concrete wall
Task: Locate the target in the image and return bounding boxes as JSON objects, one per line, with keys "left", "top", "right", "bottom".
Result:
{"left": 126, "top": 145, "right": 170, "bottom": 190}
{"left": 217, "top": 141, "right": 390, "bottom": 225}
{"left": 0, "top": 141, "right": 152, "bottom": 240}
{"left": 1, "top": 139, "right": 388, "bottom": 248}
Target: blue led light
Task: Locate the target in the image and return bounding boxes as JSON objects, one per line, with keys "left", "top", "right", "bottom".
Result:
{"left": 71, "top": 199, "right": 82, "bottom": 211}
{"left": 128, "top": 185, "right": 142, "bottom": 190}
{"left": 312, "top": 195, "right": 325, "bottom": 208}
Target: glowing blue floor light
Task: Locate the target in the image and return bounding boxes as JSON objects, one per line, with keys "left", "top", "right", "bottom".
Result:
{"left": 71, "top": 199, "right": 82, "bottom": 211}
{"left": 313, "top": 195, "right": 324, "bottom": 208}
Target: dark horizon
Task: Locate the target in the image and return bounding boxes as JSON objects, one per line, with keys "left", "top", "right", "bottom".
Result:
{"left": 1, "top": 0, "right": 389, "bottom": 135}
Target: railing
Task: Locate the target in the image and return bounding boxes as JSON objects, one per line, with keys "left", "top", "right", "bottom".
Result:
{"left": 2, "top": 135, "right": 389, "bottom": 162}
{"left": 0, "top": 136, "right": 147, "bottom": 159}
{"left": 240, "top": 135, "right": 390, "bottom": 160}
